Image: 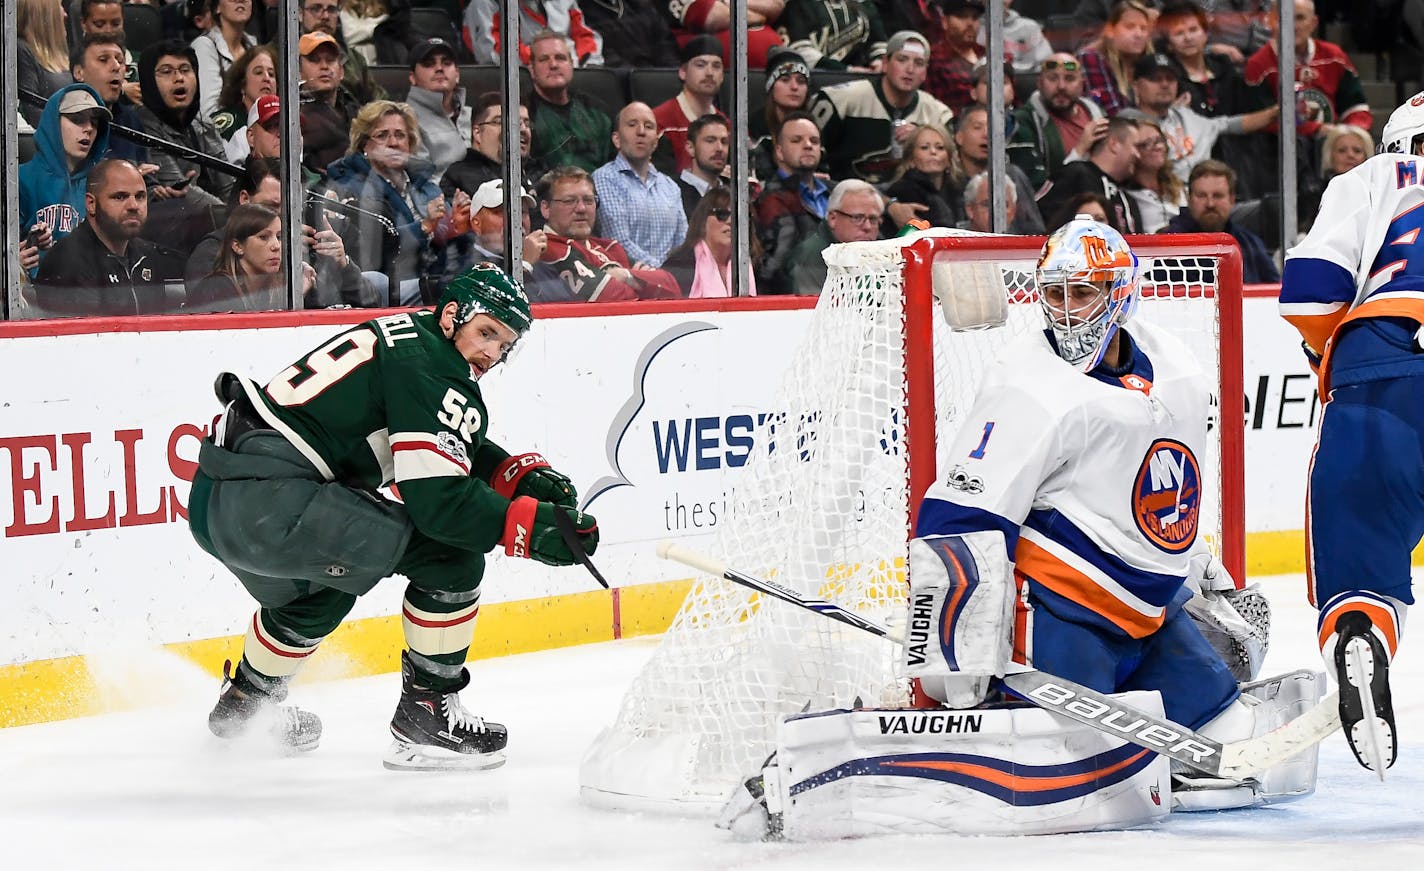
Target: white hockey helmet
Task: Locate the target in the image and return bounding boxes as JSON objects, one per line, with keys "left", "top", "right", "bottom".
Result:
{"left": 1035, "top": 215, "right": 1140, "bottom": 371}
{"left": 1380, "top": 91, "right": 1424, "bottom": 155}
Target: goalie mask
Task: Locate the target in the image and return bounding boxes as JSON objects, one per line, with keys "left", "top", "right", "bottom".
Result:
{"left": 438, "top": 262, "right": 533, "bottom": 347}
{"left": 1380, "top": 91, "right": 1424, "bottom": 155}
{"left": 1035, "top": 216, "right": 1140, "bottom": 371}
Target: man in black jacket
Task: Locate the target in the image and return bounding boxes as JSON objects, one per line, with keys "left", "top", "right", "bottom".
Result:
{"left": 1037, "top": 115, "right": 1143, "bottom": 233}
{"left": 34, "top": 159, "right": 185, "bottom": 317}
{"left": 441, "top": 92, "right": 539, "bottom": 203}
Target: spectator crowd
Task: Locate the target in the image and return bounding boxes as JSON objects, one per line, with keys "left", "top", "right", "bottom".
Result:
{"left": 12, "top": 0, "right": 1386, "bottom": 315}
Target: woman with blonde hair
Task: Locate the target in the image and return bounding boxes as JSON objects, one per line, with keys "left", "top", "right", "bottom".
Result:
{"left": 1300, "top": 124, "right": 1375, "bottom": 229}
{"left": 190, "top": 204, "right": 315, "bottom": 312}
{"left": 1124, "top": 117, "right": 1186, "bottom": 232}
{"left": 884, "top": 124, "right": 960, "bottom": 229}
{"left": 663, "top": 187, "right": 762, "bottom": 297}
{"left": 1078, "top": 0, "right": 1154, "bottom": 116}
{"left": 325, "top": 100, "right": 451, "bottom": 305}
{"left": 19, "top": 0, "right": 73, "bottom": 126}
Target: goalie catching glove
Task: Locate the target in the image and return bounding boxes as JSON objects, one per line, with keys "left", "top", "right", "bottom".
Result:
{"left": 502, "top": 496, "right": 599, "bottom": 566}
{"left": 491, "top": 452, "right": 579, "bottom": 508}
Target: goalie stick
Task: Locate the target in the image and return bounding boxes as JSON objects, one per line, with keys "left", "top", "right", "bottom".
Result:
{"left": 656, "top": 541, "right": 1340, "bottom": 781}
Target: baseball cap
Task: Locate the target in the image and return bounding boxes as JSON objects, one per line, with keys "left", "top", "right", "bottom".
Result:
{"left": 931, "top": 0, "right": 986, "bottom": 15}
{"left": 57, "top": 88, "right": 113, "bottom": 120}
{"left": 764, "top": 48, "right": 811, "bottom": 92}
{"left": 470, "top": 178, "right": 536, "bottom": 213}
{"left": 885, "top": 31, "right": 931, "bottom": 59}
{"left": 410, "top": 36, "right": 457, "bottom": 68}
{"left": 680, "top": 34, "right": 724, "bottom": 64}
{"left": 1133, "top": 53, "right": 1182, "bottom": 80}
{"left": 298, "top": 31, "right": 341, "bottom": 57}
{"left": 248, "top": 94, "right": 280, "bottom": 127}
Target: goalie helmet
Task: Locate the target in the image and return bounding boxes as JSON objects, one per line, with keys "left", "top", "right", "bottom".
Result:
{"left": 1380, "top": 91, "right": 1424, "bottom": 155}
{"left": 1035, "top": 216, "right": 1140, "bottom": 371}
{"left": 438, "top": 262, "right": 533, "bottom": 339}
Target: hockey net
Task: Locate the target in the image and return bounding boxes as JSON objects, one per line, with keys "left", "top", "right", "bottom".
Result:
{"left": 580, "top": 229, "right": 1245, "bottom": 812}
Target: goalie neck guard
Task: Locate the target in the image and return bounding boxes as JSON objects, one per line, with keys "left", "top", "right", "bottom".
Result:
{"left": 438, "top": 262, "right": 533, "bottom": 339}
{"left": 1035, "top": 216, "right": 1140, "bottom": 372}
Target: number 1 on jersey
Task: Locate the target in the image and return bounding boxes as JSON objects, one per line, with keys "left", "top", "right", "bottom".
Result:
{"left": 968, "top": 422, "right": 995, "bottom": 459}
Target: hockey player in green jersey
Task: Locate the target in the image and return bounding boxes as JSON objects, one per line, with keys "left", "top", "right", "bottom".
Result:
{"left": 188, "top": 262, "right": 598, "bottom": 770}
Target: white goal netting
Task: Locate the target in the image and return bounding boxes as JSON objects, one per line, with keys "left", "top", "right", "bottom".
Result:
{"left": 580, "top": 230, "right": 1241, "bottom": 811}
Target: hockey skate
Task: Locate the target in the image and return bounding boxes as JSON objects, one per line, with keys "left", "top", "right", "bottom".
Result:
{"left": 1333, "top": 613, "right": 1397, "bottom": 776}
{"left": 384, "top": 652, "right": 508, "bottom": 771}
{"left": 208, "top": 660, "right": 321, "bottom": 752}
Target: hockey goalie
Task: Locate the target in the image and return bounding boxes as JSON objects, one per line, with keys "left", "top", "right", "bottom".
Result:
{"left": 721, "top": 218, "right": 1324, "bottom": 840}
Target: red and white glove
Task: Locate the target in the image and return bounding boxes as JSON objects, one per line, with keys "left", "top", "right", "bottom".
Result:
{"left": 491, "top": 452, "right": 578, "bottom": 508}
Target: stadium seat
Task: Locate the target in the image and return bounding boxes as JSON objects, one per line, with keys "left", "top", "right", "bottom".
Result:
{"left": 122, "top": 4, "right": 164, "bottom": 55}
{"left": 369, "top": 65, "right": 539, "bottom": 106}
{"left": 573, "top": 67, "right": 629, "bottom": 114}
{"left": 19, "top": 132, "right": 36, "bottom": 164}
{"left": 369, "top": 66, "right": 413, "bottom": 101}
{"left": 628, "top": 69, "right": 684, "bottom": 110}
{"left": 459, "top": 66, "right": 534, "bottom": 100}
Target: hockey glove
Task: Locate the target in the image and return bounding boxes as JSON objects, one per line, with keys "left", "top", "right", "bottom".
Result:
{"left": 491, "top": 452, "right": 579, "bottom": 508}
{"left": 502, "top": 496, "right": 599, "bottom": 567}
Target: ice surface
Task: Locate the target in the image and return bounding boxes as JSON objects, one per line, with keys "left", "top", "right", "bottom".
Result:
{"left": 1, "top": 576, "right": 1421, "bottom": 870}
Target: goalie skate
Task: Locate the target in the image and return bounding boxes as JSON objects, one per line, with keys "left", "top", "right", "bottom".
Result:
{"left": 384, "top": 653, "right": 508, "bottom": 772}
{"left": 207, "top": 660, "right": 321, "bottom": 753}
{"left": 1337, "top": 626, "right": 1397, "bottom": 777}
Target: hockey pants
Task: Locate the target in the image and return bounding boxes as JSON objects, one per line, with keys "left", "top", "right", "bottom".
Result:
{"left": 190, "top": 432, "right": 485, "bottom": 689}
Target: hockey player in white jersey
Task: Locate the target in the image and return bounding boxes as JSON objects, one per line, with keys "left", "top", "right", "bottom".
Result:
{"left": 721, "top": 220, "right": 1319, "bottom": 839}
{"left": 907, "top": 217, "right": 1305, "bottom": 805}
{"left": 1278, "top": 93, "right": 1424, "bottom": 775}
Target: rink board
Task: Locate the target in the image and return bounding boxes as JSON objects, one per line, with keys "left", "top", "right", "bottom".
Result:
{"left": 0, "top": 292, "right": 1395, "bottom": 726}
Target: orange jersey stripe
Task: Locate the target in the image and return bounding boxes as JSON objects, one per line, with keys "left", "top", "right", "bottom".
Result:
{"left": 1015, "top": 539, "right": 1163, "bottom": 639}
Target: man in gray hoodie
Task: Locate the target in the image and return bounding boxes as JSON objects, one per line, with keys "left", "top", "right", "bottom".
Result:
{"left": 404, "top": 37, "right": 471, "bottom": 183}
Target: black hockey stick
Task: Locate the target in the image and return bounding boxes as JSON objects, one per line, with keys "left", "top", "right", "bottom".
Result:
{"left": 656, "top": 542, "right": 1339, "bottom": 780}
{"left": 553, "top": 508, "right": 609, "bottom": 589}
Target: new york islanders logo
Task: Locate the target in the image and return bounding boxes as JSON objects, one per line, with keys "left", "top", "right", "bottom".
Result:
{"left": 1131, "top": 439, "right": 1201, "bottom": 553}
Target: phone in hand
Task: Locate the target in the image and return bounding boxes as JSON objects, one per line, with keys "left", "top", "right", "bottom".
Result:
{"left": 170, "top": 175, "right": 194, "bottom": 192}
{"left": 25, "top": 226, "right": 43, "bottom": 249}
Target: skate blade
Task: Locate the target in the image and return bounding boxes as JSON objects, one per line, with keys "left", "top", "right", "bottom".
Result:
{"left": 383, "top": 739, "right": 507, "bottom": 772}
{"left": 1342, "top": 637, "right": 1394, "bottom": 779}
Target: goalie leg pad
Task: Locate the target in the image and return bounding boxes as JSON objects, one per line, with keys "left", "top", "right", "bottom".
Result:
{"left": 1173, "top": 670, "right": 1326, "bottom": 811}
{"left": 766, "top": 696, "right": 1171, "bottom": 839}
{"left": 905, "top": 531, "right": 1016, "bottom": 708}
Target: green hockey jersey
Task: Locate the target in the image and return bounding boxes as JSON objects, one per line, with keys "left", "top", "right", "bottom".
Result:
{"left": 810, "top": 78, "right": 955, "bottom": 185}
{"left": 233, "top": 310, "right": 513, "bottom": 555}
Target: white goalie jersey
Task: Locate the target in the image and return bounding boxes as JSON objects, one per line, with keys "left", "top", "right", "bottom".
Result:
{"left": 917, "top": 320, "right": 1212, "bottom": 640}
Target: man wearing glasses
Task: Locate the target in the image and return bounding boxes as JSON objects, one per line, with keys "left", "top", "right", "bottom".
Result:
{"left": 1008, "top": 53, "right": 1107, "bottom": 194}
{"left": 133, "top": 39, "right": 235, "bottom": 207}
{"left": 299, "top": 0, "right": 385, "bottom": 104}
{"left": 781, "top": 179, "right": 884, "bottom": 296}
{"left": 536, "top": 166, "right": 680, "bottom": 301}
{"left": 442, "top": 92, "right": 538, "bottom": 206}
